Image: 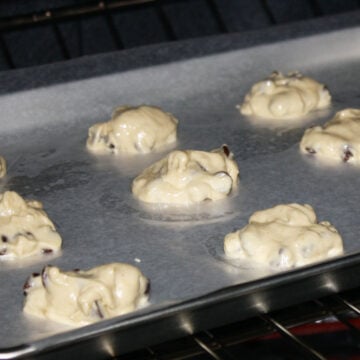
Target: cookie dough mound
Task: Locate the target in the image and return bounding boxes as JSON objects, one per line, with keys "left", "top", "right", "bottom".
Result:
{"left": 0, "top": 156, "right": 6, "bottom": 178}
{"left": 300, "top": 108, "right": 360, "bottom": 164}
{"left": 23, "top": 263, "right": 150, "bottom": 326}
{"left": 224, "top": 203, "right": 343, "bottom": 269}
{"left": 239, "top": 71, "right": 331, "bottom": 120}
{"left": 87, "top": 105, "right": 178, "bottom": 154}
{"left": 132, "top": 145, "right": 239, "bottom": 205}
{"left": 0, "top": 191, "right": 62, "bottom": 259}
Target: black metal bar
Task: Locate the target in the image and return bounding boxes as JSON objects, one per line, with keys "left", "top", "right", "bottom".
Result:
{"left": 334, "top": 294, "right": 360, "bottom": 316}
{"left": 51, "top": 22, "right": 71, "bottom": 60}
{"left": 333, "top": 312, "right": 360, "bottom": 338}
{"left": 119, "top": 291, "right": 360, "bottom": 359}
{"left": 205, "top": 0, "right": 228, "bottom": 33}
{"left": 315, "top": 297, "right": 360, "bottom": 344}
{"left": 259, "top": 314, "right": 327, "bottom": 360}
{"left": 201, "top": 330, "right": 242, "bottom": 360}
{"left": 77, "top": 20, "right": 84, "bottom": 57}
{"left": 0, "top": 33, "right": 15, "bottom": 69}
{"left": 192, "top": 330, "right": 238, "bottom": 360}
{"left": 146, "top": 346, "right": 162, "bottom": 359}
{"left": 193, "top": 335, "right": 224, "bottom": 360}
{"left": 0, "top": 0, "right": 156, "bottom": 31}
{"left": 103, "top": 2, "right": 124, "bottom": 49}
{"left": 259, "top": 0, "right": 276, "bottom": 24}
{"left": 308, "top": 0, "right": 324, "bottom": 17}
{"left": 153, "top": 0, "right": 177, "bottom": 41}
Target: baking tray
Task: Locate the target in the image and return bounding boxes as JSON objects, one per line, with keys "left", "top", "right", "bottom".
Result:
{"left": 1, "top": 13, "right": 360, "bottom": 359}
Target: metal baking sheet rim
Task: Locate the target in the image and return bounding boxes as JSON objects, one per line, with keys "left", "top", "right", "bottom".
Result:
{"left": 2, "top": 254, "right": 360, "bottom": 359}
{"left": 1, "top": 16, "right": 360, "bottom": 359}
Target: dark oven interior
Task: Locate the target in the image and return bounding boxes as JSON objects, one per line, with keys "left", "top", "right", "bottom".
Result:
{"left": 0, "top": 0, "right": 360, "bottom": 71}
{"left": 121, "top": 287, "right": 360, "bottom": 360}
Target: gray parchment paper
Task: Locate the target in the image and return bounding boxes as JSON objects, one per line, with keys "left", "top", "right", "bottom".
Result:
{"left": 0, "top": 26, "right": 360, "bottom": 348}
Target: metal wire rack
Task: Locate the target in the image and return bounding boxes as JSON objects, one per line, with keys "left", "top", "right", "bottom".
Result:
{"left": 117, "top": 287, "right": 360, "bottom": 359}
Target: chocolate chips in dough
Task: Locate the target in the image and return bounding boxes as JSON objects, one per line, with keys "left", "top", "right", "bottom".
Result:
{"left": 300, "top": 108, "right": 360, "bottom": 165}
{"left": 239, "top": 71, "right": 331, "bottom": 120}
{"left": 0, "top": 191, "right": 62, "bottom": 259}
{"left": 132, "top": 145, "right": 239, "bottom": 205}
{"left": 224, "top": 203, "right": 343, "bottom": 269}
{"left": 23, "top": 263, "right": 150, "bottom": 326}
{"left": 87, "top": 105, "right": 178, "bottom": 155}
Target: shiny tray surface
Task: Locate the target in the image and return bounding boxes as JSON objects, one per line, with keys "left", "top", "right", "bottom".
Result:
{"left": 0, "top": 21, "right": 360, "bottom": 356}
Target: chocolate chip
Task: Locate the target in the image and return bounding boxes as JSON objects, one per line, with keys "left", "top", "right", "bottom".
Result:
{"left": 1, "top": 235, "right": 8, "bottom": 243}
{"left": 23, "top": 273, "right": 39, "bottom": 294}
{"left": 73, "top": 268, "right": 80, "bottom": 272}
{"left": 42, "top": 248, "right": 53, "bottom": 254}
{"left": 343, "top": 149, "right": 353, "bottom": 162}
{"left": 0, "top": 249, "right": 7, "bottom": 256}
{"left": 305, "top": 147, "right": 316, "bottom": 154}
{"left": 94, "top": 300, "right": 104, "bottom": 319}
{"left": 109, "top": 143, "right": 115, "bottom": 149}
{"left": 144, "top": 280, "right": 151, "bottom": 295}
{"left": 222, "top": 145, "right": 230, "bottom": 157}
{"left": 197, "top": 162, "right": 207, "bottom": 172}
{"left": 23, "top": 278, "right": 32, "bottom": 295}
{"left": 290, "top": 71, "right": 301, "bottom": 79}
{"left": 26, "top": 231, "right": 33, "bottom": 237}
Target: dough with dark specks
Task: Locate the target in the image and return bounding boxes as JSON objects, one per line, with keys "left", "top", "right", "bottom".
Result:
{"left": 239, "top": 71, "right": 331, "bottom": 120}
{"left": 224, "top": 203, "right": 343, "bottom": 269}
{"left": 0, "top": 191, "right": 62, "bottom": 259}
{"left": 300, "top": 108, "right": 360, "bottom": 164}
{"left": 23, "top": 263, "right": 150, "bottom": 326}
{"left": 87, "top": 105, "right": 178, "bottom": 154}
{"left": 132, "top": 145, "right": 239, "bottom": 205}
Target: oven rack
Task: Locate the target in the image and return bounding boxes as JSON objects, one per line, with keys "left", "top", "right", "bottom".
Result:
{"left": 118, "top": 288, "right": 360, "bottom": 359}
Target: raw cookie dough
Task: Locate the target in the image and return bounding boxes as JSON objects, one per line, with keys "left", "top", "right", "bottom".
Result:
{"left": 132, "top": 145, "right": 239, "bottom": 205}
{"left": 0, "top": 156, "right": 6, "bottom": 178}
{"left": 300, "top": 108, "right": 360, "bottom": 164}
{"left": 23, "top": 263, "right": 150, "bottom": 327}
{"left": 0, "top": 191, "right": 62, "bottom": 259}
{"left": 87, "top": 105, "right": 178, "bottom": 154}
{"left": 224, "top": 203, "right": 343, "bottom": 269}
{"left": 239, "top": 71, "right": 331, "bottom": 120}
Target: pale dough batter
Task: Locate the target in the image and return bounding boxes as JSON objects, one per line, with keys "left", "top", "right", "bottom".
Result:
{"left": 300, "top": 108, "right": 360, "bottom": 164}
{"left": 23, "top": 263, "right": 150, "bottom": 326}
{"left": 0, "top": 191, "right": 62, "bottom": 259}
{"left": 87, "top": 105, "right": 178, "bottom": 154}
{"left": 0, "top": 156, "right": 6, "bottom": 178}
{"left": 132, "top": 145, "right": 239, "bottom": 205}
{"left": 224, "top": 203, "right": 343, "bottom": 269}
{"left": 239, "top": 71, "right": 331, "bottom": 120}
